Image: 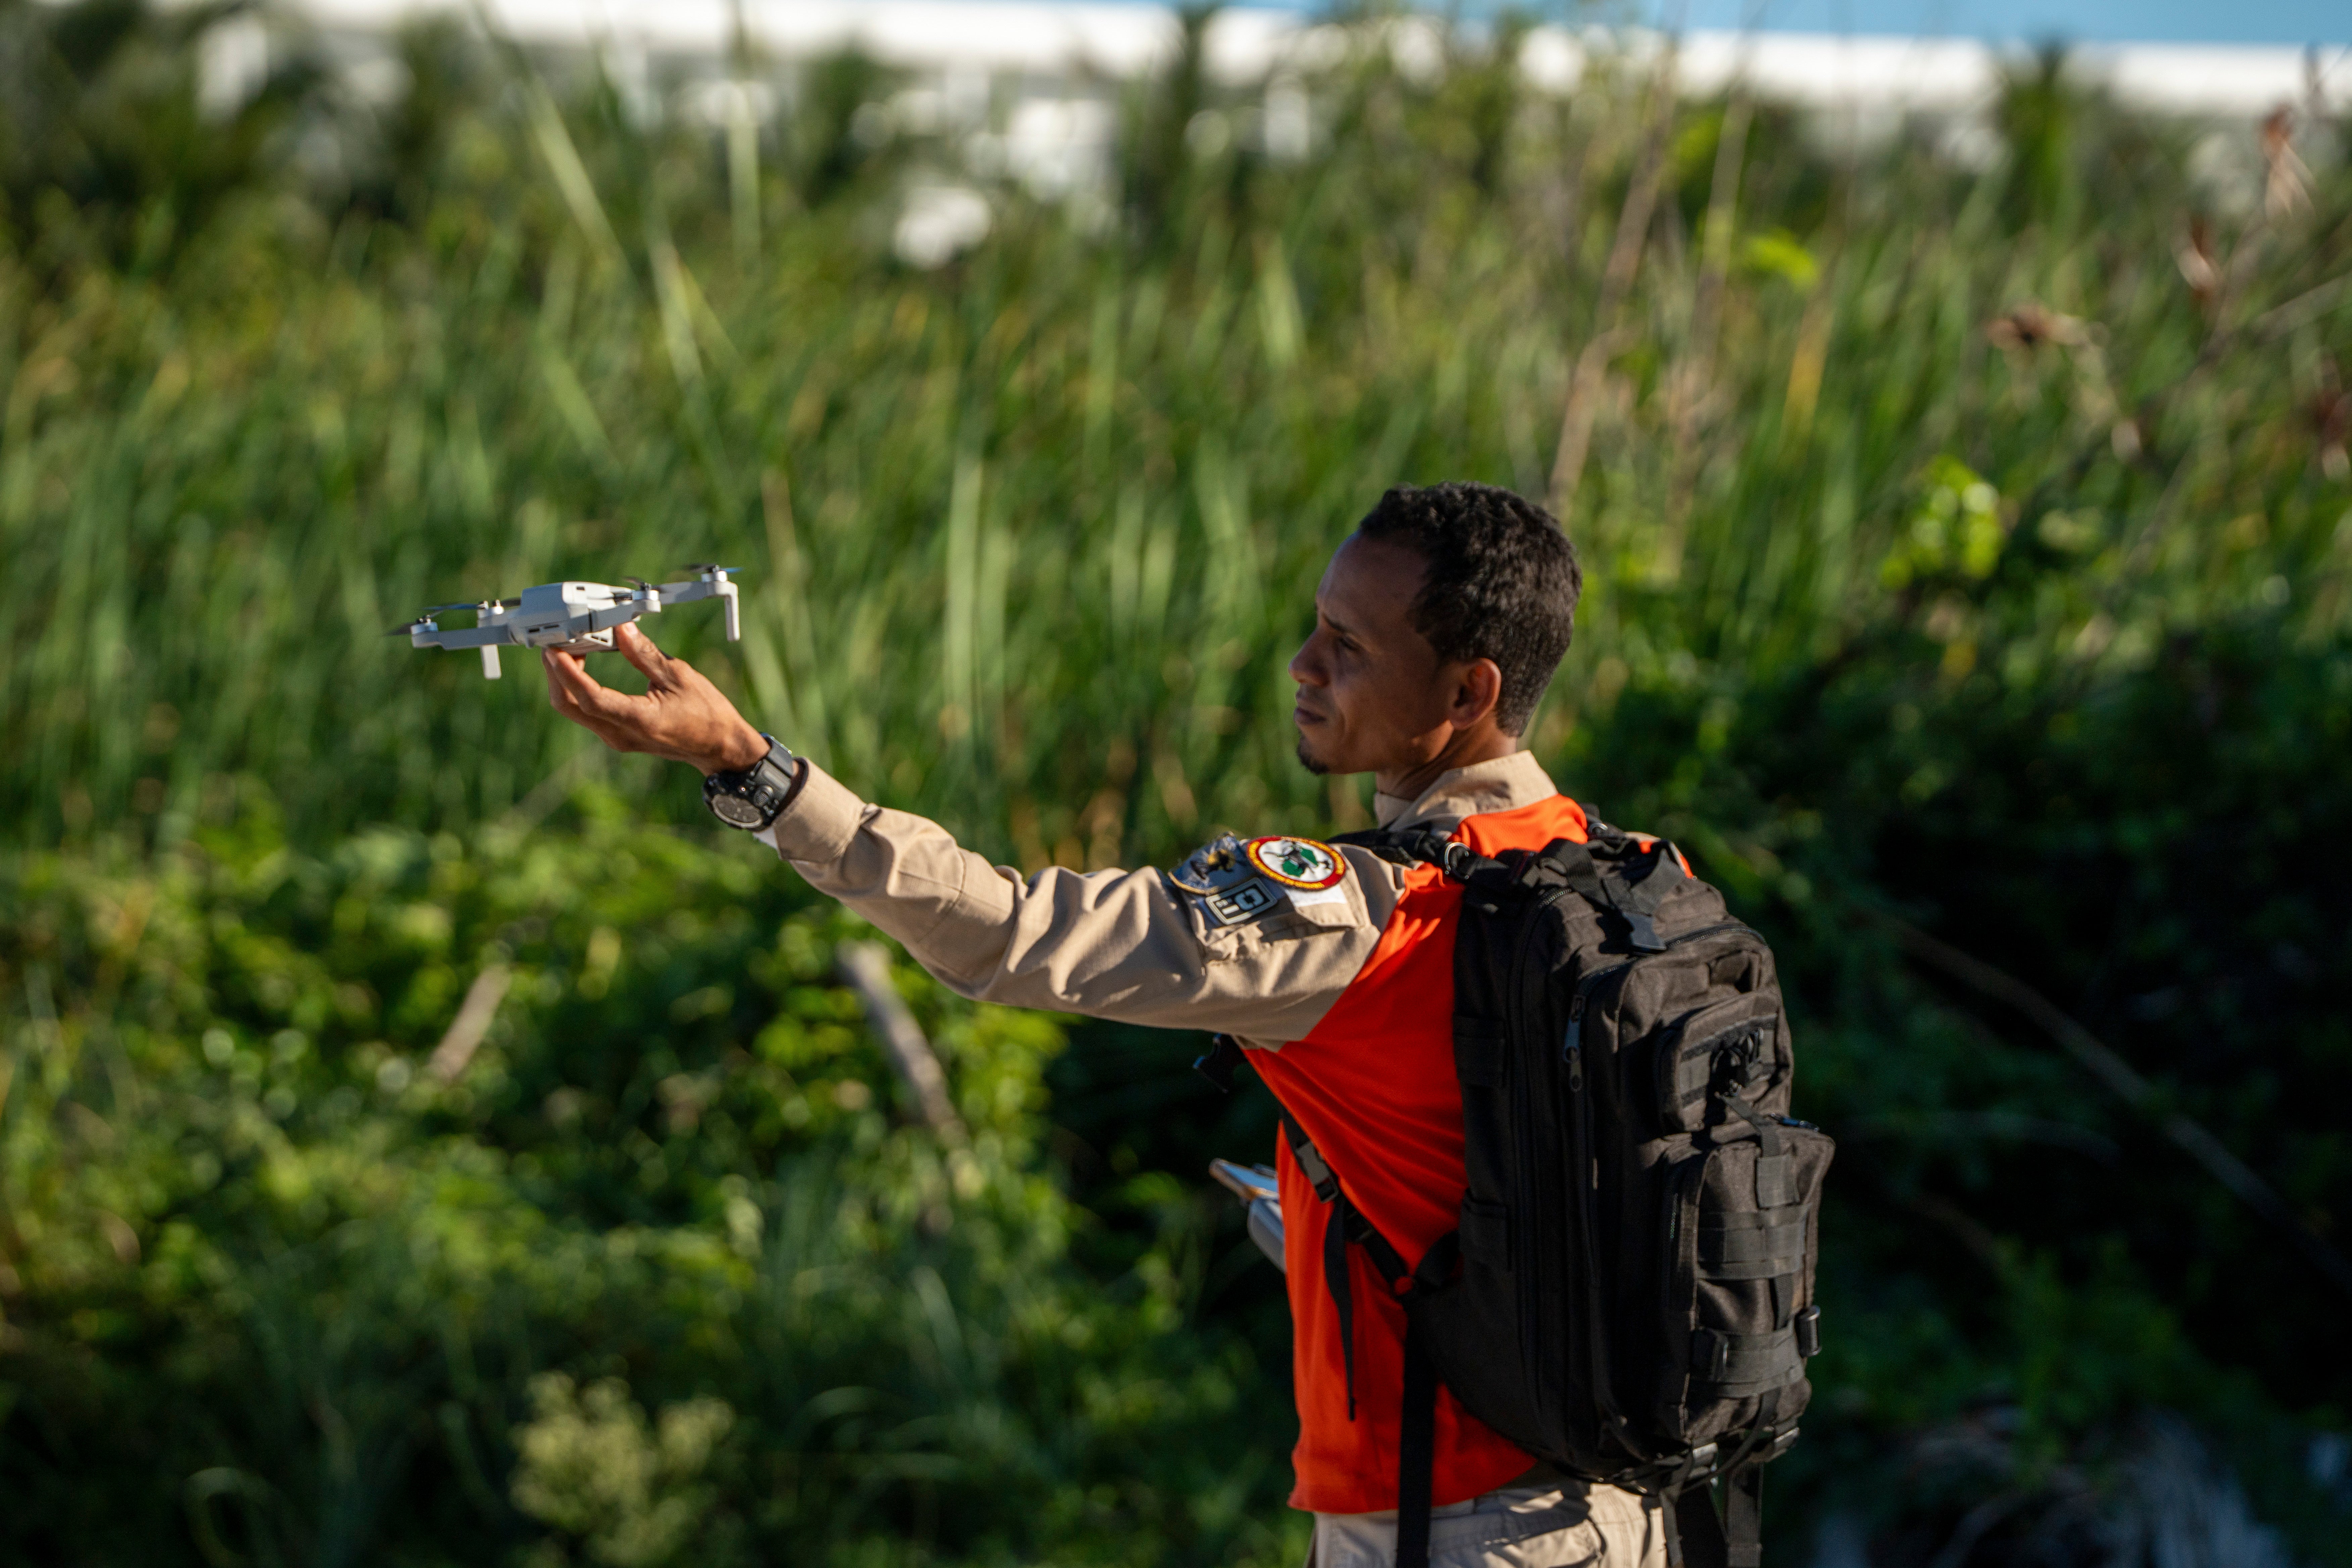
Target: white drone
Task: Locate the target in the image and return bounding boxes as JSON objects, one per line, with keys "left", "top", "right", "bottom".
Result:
{"left": 391, "top": 566, "right": 741, "bottom": 678}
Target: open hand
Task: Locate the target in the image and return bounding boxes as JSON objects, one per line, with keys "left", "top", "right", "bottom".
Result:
{"left": 542, "top": 622, "right": 770, "bottom": 775}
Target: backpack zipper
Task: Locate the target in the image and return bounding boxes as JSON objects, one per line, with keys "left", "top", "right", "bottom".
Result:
{"left": 1495, "top": 879, "right": 1756, "bottom": 1460}
{"left": 1505, "top": 887, "right": 1574, "bottom": 1401}
{"left": 1561, "top": 963, "right": 1627, "bottom": 1087}
{"left": 1558, "top": 917, "right": 1756, "bottom": 1466}
{"left": 1505, "top": 881, "right": 1625, "bottom": 1434}
{"left": 1561, "top": 921, "right": 1753, "bottom": 1074}
{"left": 1562, "top": 912, "right": 1750, "bottom": 1072}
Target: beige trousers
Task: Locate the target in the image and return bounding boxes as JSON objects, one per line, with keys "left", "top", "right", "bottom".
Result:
{"left": 1307, "top": 1479, "right": 1668, "bottom": 1568}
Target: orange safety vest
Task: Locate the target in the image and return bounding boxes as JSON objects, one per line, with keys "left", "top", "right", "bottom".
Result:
{"left": 1252, "top": 791, "right": 1592, "bottom": 1515}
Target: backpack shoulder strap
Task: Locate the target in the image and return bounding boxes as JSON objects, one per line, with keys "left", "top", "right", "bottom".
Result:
{"left": 1275, "top": 1109, "right": 1455, "bottom": 1568}
{"left": 1330, "top": 825, "right": 1490, "bottom": 880}
{"left": 1277, "top": 1110, "right": 1403, "bottom": 1423}
{"left": 1193, "top": 1032, "right": 1251, "bottom": 1094}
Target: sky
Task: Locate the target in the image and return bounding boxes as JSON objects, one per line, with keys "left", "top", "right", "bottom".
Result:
{"left": 1640, "top": 0, "right": 2349, "bottom": 46}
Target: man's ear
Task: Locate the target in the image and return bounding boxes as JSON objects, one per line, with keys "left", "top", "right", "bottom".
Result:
{"left": 1452, "top": 658, "right": 1505, "bottom": 730}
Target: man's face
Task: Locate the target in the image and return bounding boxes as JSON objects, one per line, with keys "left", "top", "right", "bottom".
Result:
{"left": 1289, "top": 534, "right": 1462, "bottom": 779}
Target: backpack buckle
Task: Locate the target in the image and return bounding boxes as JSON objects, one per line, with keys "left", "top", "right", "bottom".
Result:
{"left": 1664, "top": 1442, "right": 1718, "bottom": 1486}
{"left": 1193, "top": 1033, "right": 1249, "bottom": 1094}
{"left": 1622, "top": 909, "right": 1667, "bottom": 952}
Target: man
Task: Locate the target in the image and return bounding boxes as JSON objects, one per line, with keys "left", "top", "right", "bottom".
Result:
{"left": 542, "top": 482, "right": 1665, "bottom": 1568}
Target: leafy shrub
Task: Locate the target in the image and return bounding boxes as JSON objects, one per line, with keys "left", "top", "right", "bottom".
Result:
{"left": 0, "top": 796, "right": 1301, "bottom": 1565}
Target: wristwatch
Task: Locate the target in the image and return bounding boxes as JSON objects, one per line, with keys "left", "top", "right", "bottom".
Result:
{"left": 703, "top": 735, "right": 801, "bottom": 831}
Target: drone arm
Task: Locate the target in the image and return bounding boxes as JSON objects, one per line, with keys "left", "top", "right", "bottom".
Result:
{"left": 587, "top": 602, "right": 650, "bottom": 635}
{"left": 432, "top": 626, "right": 514, "bottom": 649}
{"left": 653, "top": 577, "right": 740, "bottom": 640}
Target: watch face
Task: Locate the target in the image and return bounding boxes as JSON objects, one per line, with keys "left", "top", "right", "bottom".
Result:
{"left": 710, "top": 791, "right": 768, "bottom": 828}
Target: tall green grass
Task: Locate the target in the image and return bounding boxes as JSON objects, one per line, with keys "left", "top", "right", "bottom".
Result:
{"left": 3, "top": 11, "right": 2341, "bottom": 868}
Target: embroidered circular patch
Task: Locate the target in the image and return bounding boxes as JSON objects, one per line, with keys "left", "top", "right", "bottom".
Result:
{"left": 1245, "top": 836, "right": 1346, "bottom": 890}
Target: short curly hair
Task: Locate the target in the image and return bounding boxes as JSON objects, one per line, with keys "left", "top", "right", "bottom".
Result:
{"left": 1355, "top": 483, "right": 1582, "bottom": 735}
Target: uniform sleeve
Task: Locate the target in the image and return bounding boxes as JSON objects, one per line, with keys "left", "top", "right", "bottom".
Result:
{"left": 754, "top": 762, "right": 1400, "bottom": 1044}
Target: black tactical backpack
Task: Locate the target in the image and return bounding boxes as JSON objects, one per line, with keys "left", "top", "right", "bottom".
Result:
{"left": 1199, "top": 818, "right": 1831, "bottom": 1568}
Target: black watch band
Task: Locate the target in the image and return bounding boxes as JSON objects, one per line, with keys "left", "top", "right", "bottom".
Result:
{"left": 704, "top": 735, "right": 801, "bottom": 831}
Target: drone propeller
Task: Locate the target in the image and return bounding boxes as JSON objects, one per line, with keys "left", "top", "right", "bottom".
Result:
{"left": 680, "top": 563, "right": 742, "bottom": 575}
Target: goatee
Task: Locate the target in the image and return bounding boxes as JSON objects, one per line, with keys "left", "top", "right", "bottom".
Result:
{"left": 1294, "top": 736, "right": 1330, "bottom": 776}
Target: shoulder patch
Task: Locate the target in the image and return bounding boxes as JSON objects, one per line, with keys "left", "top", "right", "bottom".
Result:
{"left": 1171, "top": 833, "right": 1359, "bottom": 938}
{"left": 1243, "top": 836, "right": 1348, "bottom": 891}
{"left": 1170, "top": 834, "right": 1284, "bottom": 931}
{"left": 1170, "top": 833, "right": 1257, "bottom": 895}
{"left": 1201, "top": 878, "right": 1284, "bottom": 928}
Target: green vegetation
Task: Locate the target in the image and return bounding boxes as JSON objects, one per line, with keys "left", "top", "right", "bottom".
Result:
{"left": 3, "top": 0, "right": 2350, "bottom": 1561}
{"left": 3, "top": 799, "right": 1287, "bottom": 1565}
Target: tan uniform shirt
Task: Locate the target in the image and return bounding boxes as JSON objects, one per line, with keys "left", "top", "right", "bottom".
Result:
{"left": 754, "top": 750, "right": 1563, "bottom": 1046}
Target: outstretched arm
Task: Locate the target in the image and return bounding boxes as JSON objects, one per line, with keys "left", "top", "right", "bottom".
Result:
{"left": 540, "top": 626, "right": 1400, "bottom": 1041}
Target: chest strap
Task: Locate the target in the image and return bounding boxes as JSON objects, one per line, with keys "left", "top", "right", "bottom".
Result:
{"left": 1280, "top": 1111, "right": 1413, "bottom": 1419}
{"left": 1200, "top": 1043, "right": 1464, "bottom": 1568}
{"left": 1277, "top": 1111, "right": 1461, "bottom": 1568}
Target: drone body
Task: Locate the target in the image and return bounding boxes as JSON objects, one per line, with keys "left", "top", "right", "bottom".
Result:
{"left": 393, "top": 567, "right": 740, "bottom": 678}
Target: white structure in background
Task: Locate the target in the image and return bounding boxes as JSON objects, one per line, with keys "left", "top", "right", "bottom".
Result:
{"left": 893, "top": 183, "right": 993, "bottom": 266}
{"left": 223, "top": 0, "right": 2351, "bottom": 255}
{"left": 198, "top": 12, "right": 275, "bottom": 116}
{"left": 272, "top": 0, "right": 2350, "bottom": 114}
{"left": 999, "top": 97, "right": 1118, "bottom": 198}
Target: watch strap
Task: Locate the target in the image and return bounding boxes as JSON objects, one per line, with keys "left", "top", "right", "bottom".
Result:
{"left": 704, "top": 735, "right": 802, "bottom": 831}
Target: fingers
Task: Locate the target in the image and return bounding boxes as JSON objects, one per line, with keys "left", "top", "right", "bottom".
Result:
{"left": 542, "top": 648, "right": 599, "bottom": 712}
{"left": 539, "top": 629, "right": 754, "bottom": 772}
{"left": 547, "top": 648, "right": 622, "bottom": 715}
{"left": 614, "top": 622, "right": 676, "bottom": 685}
{"left": 542, "top": 649, "right": 581, "bottom": 713}
{"left": 541, "top": 650, "right": 638, "bottom": 750}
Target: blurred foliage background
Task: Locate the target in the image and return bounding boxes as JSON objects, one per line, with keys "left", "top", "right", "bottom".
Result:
{"left": 2, "top": 0, "right": 2350, "bottom": 1561}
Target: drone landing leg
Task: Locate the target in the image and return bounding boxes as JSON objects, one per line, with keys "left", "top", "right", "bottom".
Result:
{"left": 481, "top": 646, "right": 503, "bottom": 680}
